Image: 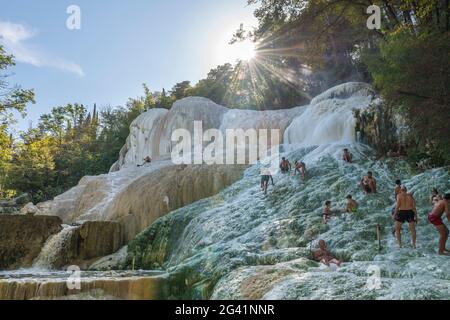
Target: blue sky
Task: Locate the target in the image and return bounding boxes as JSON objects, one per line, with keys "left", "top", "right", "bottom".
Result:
{"left": 0, "top": 0, "right": 257, "bottom": 131}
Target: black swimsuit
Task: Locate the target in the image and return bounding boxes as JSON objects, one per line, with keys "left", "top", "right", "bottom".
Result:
{"left": 396, "top": 210, "right": 415, "bottom": 223}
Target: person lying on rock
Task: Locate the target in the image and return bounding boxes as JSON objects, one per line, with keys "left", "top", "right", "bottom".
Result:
{"left": 313, "top": 240, "right": 342, "bottom": 267}
{"left": 137, "top": 156, "right": 152, "bottom": 167}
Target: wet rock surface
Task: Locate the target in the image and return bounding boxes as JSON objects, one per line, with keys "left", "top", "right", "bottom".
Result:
{"left": 0, "top": 215, "right": 62, "bottom": 270}
{"left": 33, "top": 221, "right": 124, "bottom": 270}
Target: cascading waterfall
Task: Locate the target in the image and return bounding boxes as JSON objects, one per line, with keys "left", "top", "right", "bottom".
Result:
{"left": 33, "top": 225, "right": 79, "bottom": 270}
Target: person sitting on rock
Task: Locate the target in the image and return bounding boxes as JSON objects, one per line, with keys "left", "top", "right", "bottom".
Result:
{"left": 360, "top": 171, "right": 377, "bottom": 194}
{"left": 345, "top": 195, "right": 358, "bottom": 213}
{"left": 313, "top": 240, "right": 342, "bottom": 267}
{"left": 137, "top": 156, "right": 152, "bottom": 167}
{"left": 342, "top": 148, "right": 352, "bottom": 163}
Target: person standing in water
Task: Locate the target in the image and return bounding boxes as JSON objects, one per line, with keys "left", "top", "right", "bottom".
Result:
{"left": 360, "top": 171, "right": 377, "bottom": 194}
{"left": 394, "top": 186, "right": 418, "bottom": 249}
{"left": 260, "top": 168, "right": 274, "bottom": 194}
{"left": 313, "top": 240, "right": 342, "bottom": 267}
{"left": 294, "top": 161, "right": 306, "bottom": 179}
{"left": 280, "top": 157, "right": 291, "bottom": 173}
{"left": 428, "top": 193, "right": 450, "bottom": 255}
{"left": 342, "top": 148, "right": 352, "bottom": 163}
{"left": 430, "top": 188, "right": 440, "bottom": 205}
{"left": 323, "top": 201, "right": 334, "bottom": 224}
{"left": 345, "top": 195, "right": 358, "bottom": 213}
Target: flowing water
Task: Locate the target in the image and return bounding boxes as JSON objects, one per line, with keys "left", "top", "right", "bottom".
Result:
{"left": 129, "top": 142, "right": 450, "bottom": 299}
{"left": 33, "top": 225, "right": 79, "bottom": 270}
{"left": 0, "top": 269, "right": 166, "bottom": 300}
{"left": 122, "top": 82, "right": 448, "bottom": 299}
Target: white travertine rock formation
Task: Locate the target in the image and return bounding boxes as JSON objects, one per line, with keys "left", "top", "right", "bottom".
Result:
{"left": 37, "top": 86, "right": 375, "bottom": 244}
{"left": 113, "top": 97, "right": 306, "bottom": 171}
{"left": 284, "top": 82, "right": 379, "bottom": 146}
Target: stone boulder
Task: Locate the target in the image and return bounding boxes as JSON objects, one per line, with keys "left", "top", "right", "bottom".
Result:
{"left": 20, "top": 203, "right": 39, "bottom": 216}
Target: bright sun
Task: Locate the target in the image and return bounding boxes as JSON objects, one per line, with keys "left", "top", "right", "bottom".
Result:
{"left": 223, "top": 39, "right": 256, "bottom": 63}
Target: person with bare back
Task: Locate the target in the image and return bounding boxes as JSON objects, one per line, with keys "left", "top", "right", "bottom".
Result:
{"left": 394, "top": 186, "right": 417, "bottom": 249}
{"left": 428, "top": 194, "right": 450, "bottom": 255}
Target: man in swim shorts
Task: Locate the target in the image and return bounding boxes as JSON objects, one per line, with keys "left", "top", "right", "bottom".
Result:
{"left": 260, "top": 168, "right": 274, "bottom": 192}
{"left": 360, "top": 171, "right": 377, "bottom": 194}
{"left": 394, "top": 186, "right": 417, "bottom": 249}
{"left": 345, "top": 195, "right": 358, "bottom": 213}
{"left": 279, "top": 157, "right": 291, "bottom": 173}
{"left": 428, "top": 193, "right": 450, "bottom": 255}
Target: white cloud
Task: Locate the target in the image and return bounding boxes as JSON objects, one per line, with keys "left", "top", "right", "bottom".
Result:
{"left": 0, "top": 20, "right": 84, "bottom": 77}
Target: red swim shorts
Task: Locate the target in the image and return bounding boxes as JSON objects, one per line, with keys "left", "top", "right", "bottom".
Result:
{"left": 428, "top": 213, "right": 443, "bottom": 226}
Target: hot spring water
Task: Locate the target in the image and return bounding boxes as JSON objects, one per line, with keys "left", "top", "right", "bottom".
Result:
{"left": 129, "top": 143, "right": 450, "bottom": 299}
{"left": 2, "top": 82, "right": 449, "bottom": 299}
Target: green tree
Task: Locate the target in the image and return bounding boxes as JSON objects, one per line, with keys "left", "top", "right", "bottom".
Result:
{"left": 171, "top": 81, "right": 192, "bottom": 100}
{"left": 0, "top": 45, "right": 35, "bottom": 120}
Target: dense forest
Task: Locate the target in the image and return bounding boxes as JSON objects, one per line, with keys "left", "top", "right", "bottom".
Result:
{"left": 1, "top": 0, "right": 449, "bottom": 202}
